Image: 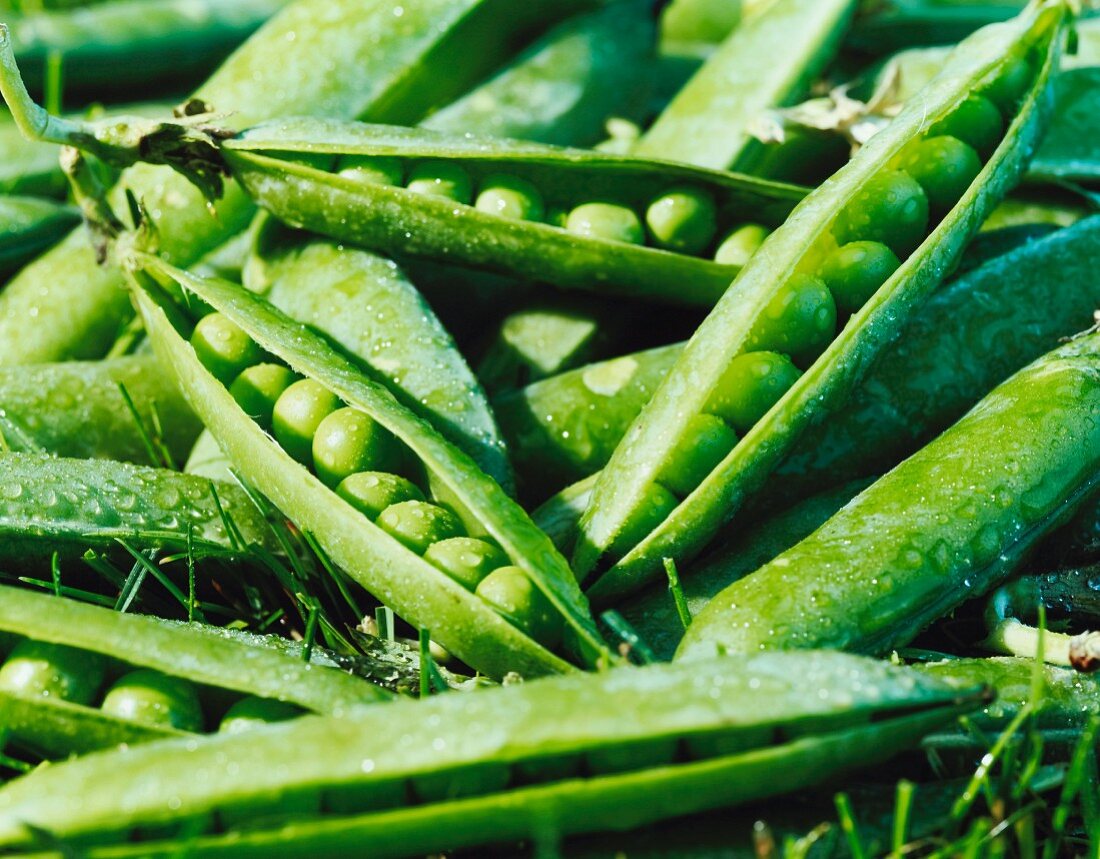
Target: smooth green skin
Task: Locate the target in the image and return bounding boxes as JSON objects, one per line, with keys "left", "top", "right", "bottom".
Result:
{"left": 573, "top": 4, "right": 1064, "bottom": 601}
{"left": 678, "top": 332, "right": 1100, "bottom": 661}
{"left": 0, "top": 195, "right": 78, "bottom": 278}
{"left": 900, "top": 135, "right": 983, "bottom": 215}
{"left": 706, "top": 350, "right": 802, "bottom": 431}
{"left": 0, "top": 0, "right": 588, "bottom": 364}
{"left": 845, "top": 1, "right": 1025, "bottom": 55}
{"left": 271, "top": 378, "right": 340, "bottom": 465}
{"left": 981, "top": 51, "right": 1034, "bottom": 112}
{"left": 0, "top": 585, "right": 386, "bottom": 759}
{"left": 932, "top": 95, "right": 1004, "bottom": 158}
{"left": 132, "top": 257, "right": 605, "bottom": 678}
{"left": 423, "top": 1, "right": 655, "bottom": 148}
{"left": 1027, "top": 68, "right": 1100, "bottom": 186}
{"left": 376, "top": 500, "right": 464, "bottom": 555}
{"left": 494, "top": 344, "right": 681, "bottom": 498}
{"left": 335, "top": 155, "right": 404, "bottom": 186}
{"left": 100, "top": 670, "right": 205, "bottom": 733}
{"left": 0, "top": 652, "right": 980, "bottom": 854}
{"left": 656, "top": 414, "right": 737, "bottom": 498}
{"left": 191, "top": 313, "right": 265, "bottom": 386}
{"left": 0, "top": 355, "right": 201, "bottom": 466}
{"left": 832, "top": 169, "right": 929, "bottom": 257}
{"left": 713, "top": 223, "right": 769, "bottom": 265}
{"left": 745, "top": 273, "right": 836, "bottom": 366}
{"left": 620, "top": 479, "right": 869, "bottom": 661}
{"left": 7, "top": 0, "right": 295, "bottom": 98}
{"left": 222, "top": 121, "right": 804, "bottom": 308}
{"left": 475, "top": 174, "right": 545, "bottom": 221}
{"left": 503, "top": 219, "right": 1096, "bottom": 509}
{"left": 311, "top": 407, "right": 403, "bottom": 489}
{"left": 636, "top": 0, "right": 857, "bottom": 171}
{"left": 220, "top": 696, "right": 303, "bottom": 733}
{"left": 336, "top": 472, "right": 424, "bottom": 520}
{"left": 0, "top": 450, "right": 275, "bottom": 560}
{"left": 0, "top": 117, "right": 67, "bottom": 197}
{"left": 406, "top": 161, "right": 473, "bottom": 203}
{"left": 644, "top": 187, "right": 718, "bottom": 254}
{"left": 818, "top": 240, "right": 901, "bottom": 315}
{"left": 658, "top": 0, "right": 742, "bottom": 50}
{"left": 476, "top": 565, "right": 561, "bottom": 645}
{"left": 229, "top": 362, "right": 296, "bottom": 431}
{"left": 243, "top": 217, "right": 513, "bottom": 491}
{"left": 0, "top": 640, "right": 104, "bottom": 705}
{"left": 565, "top": 202, "right": 645, "bottom": 245}
{"left": 423, "top": 537, "right": 508, "bottom": 590}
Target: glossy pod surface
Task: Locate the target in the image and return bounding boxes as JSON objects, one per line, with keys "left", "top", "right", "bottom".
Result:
{"left": 0, "top": 585, "right": 387, "bottom": 759}
{"left": 574, "top": 3, "right": 1067, "bottom": 600}
{"left": 0, "top": 651, "right": 982, "bottom": 854}
{"left": 130, "top": 255, "right": 606, "bottom": 679}
{"left": 219, "top": 122, "right": 804, "bottom": 307}
{"left": 0, "top": 355, "right": 201, "bottom": 465}
{"left": 0, "top": 195, "right": 78, "bottom": 279}
{"left": 0, "top": 451, "right": 275, "bottom": 560}
{"left": 678, "top": 332, "right": 1100, "bottom": 660}
{"left": 0, "top": 0, "right": 589, "bottom": 364}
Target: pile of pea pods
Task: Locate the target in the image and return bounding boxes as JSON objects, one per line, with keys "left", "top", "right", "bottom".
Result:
{"left": 0, "top": 0, "right": 1099, "bottom": 854}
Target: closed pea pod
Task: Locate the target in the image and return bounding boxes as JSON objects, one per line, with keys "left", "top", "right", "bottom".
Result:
{"left": 572, "top": 2, "right": 1068, "bottom": 601}
{"left": 677, "top": 331, "right": 1100, "bottom": 661}
{"left": 0, "top": 651, "right": 983, "bottom": 856}
{"left": 127, "top": 254, "right": 607, "bottom": 679}
{"left": 0, "top": 195, "right": 79, "bottom": 279}
{"left": 0, "top": 585, "right": 387, "bottom": 761}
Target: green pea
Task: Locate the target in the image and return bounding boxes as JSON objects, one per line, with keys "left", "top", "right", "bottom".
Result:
{"left": 229, "top": 363, "right": 297, "bottom": 431}
{"left": 899, "top": 136, "right": 982, "bottom": 216}
{"left": 376, "top": 500, "right": 464, "bottom": 555}
{"left": 706, "top": 351, "right": 802, "bottom": 432}
{"left": 644, "top": 187, "right": 717, "bottom": 255}
{"left": 475, "top": 566, "right": 561, "bottom": 646}
{"left": 99, "top": 670, "right": 204, "bottom": 732}
{"left": 565, "top": 202, "right": 644, "bottom": 245}
{"left": 423, "top": 537, "right": 508, "bottom": 591}
{"left": 219, "top": 696, "right": 303, "bottom": 734}
{"left": 190, "top": 313, "right": 264, "bottom": 386}
{"left": 747, "top": 273, "right": 837, "bottom": 366}
{"left": 818, "top": 241, "right": 901, "bottom": 315}
{"left": 587, "top": 738, "right": 679, "bottom": 775}
{"left": 406, "top": 161, "right": 472, "bottom": 204}
{"left": 335, "top": 471, "right": 425, "bottom": 520}
{"left": 272, "top": 379, "right": 340, "bottom": 465}
{"left": 657, "top": 413, "right": 738, "bottom": 498}
{"left": 832, "top": 169, "right": 929, "bottom": 257}
{"left": 311, "top": 407, "right": 402, "bottom": 488}
{"left": 982, "top": 53, "right": 1033, "bottom": 113}
{"left": 713, "top": 223, "right": 770, "bottom": 266}
{"left": 0, "top": 640, "right": 105, "bottom": 705}
{"left": 931, "top": 95, "right": 1003, "bottom": 158}
{"left": 607, "top": 482, "right": 679, "bottom": 560}
{"left": 335, "top": 155, "right": 404, "bottom": 186}
{"left": 474, "top": 174, "right": 545, "bottom": 222}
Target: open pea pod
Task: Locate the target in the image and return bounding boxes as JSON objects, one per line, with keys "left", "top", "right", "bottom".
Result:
{"left": 128, "top": 254, "right": 607, "bottom": 679}
{"left": 0, "top": 585, "right": 387, "bottom": 761}
{"left": 0, "top": 451, "right": 275, "bottom": 560}
{"left": 677, "top": 331, "right": 1100, "bottom": 661}
{"left": 573, "top": 0, "right": 1069, "bottom": 600}
{"left": 0, "top": 651, "right": 983, "bottom": 855}
{"left": 207, "top": 122, "right": 803, "bottom": 307}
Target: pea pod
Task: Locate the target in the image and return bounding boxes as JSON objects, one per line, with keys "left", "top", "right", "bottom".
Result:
{"left": 0, "top": 195, "right": 77, "bottom": 279}
{"left": 0, "top": 584, "right": 387, "bottom": 760}
{"left": 573, "top": 2, "right": 1068, "bottom": 600}
{"left": 0, "top": 355, "right": 201, "bottom": 465}
{"left": 0, "top": 651, "right": 983, "bottom": 855}
{"left": 0, "top": 0, "right": 590, "bottom": 365}
{"left": 128, "top": 254, "right": 607, "bottom": 678}
{"left": 677, "top": 331, "right": 1100, "bottom": 661}
{"left": 846, "top": 0, "right": 1029, "bottom": 56}
{"left": 0, "top": 450, "right": 275, "bottom": 560}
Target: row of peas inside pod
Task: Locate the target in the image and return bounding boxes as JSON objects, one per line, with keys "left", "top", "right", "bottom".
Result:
{"left": 189, "top": 311, "right": 563, "bottom": 648}
{"left": 579, "top": 30, "right": 1041, "bottom": 577}
{"left": 301, "top": 147, "right": 777, "bottom": 265}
